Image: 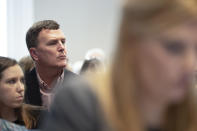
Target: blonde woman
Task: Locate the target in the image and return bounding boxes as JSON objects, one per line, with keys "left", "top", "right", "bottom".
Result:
{"left": 94, "top": 0, "right": 197, "bottom": 130}
{"left": 43, "top": 0, "right": 197, "bottom": 131}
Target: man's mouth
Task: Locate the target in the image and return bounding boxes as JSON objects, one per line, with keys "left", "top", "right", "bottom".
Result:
{"left": 58, "top": 55, "right": 67, "bottom": 60}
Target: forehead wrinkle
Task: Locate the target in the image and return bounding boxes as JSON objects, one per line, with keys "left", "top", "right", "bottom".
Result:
{"left": 38, "top": 29, "right": 65, "bottom": 43}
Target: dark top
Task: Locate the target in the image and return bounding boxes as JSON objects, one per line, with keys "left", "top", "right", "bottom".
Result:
{"left": 14, "top": 119, "right": 25, "bottom": 126}
{"left": 42, "top": 77, "right": 107, "bottom": 131}
{"left": 24, "top": 68, "right": 77, "bottom": 106}
{"left": 148, "top": 128, "right": 161, "bottom": 131}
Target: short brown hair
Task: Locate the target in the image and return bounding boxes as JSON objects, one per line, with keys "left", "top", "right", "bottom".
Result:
{"left": 26, "top": 20, "right": 60, "bottom": 50}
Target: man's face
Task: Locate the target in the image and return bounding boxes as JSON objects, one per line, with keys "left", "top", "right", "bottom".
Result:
{"left": 31, "top": 29, "right": 67, "bottom": 69}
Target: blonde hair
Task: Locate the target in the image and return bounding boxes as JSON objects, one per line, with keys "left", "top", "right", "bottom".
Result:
{"left": 90, "top": 0, "right": 197, "bottom": 131}
{"left": 22, "top": 104, "right": 45, "bottom": 129}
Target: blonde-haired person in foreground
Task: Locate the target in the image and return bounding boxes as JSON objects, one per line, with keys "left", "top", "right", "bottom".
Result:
{"left": 43, "top": 0, "right": 197, "bottom": 131}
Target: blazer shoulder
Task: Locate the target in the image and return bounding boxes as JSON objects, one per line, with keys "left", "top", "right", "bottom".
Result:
{"left": 25, "top": 68, "right": 37, "bottom": 80}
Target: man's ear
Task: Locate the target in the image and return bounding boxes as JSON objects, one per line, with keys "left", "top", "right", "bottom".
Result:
{"left": 29, "top": 48, "right": 38, "bottom": 61}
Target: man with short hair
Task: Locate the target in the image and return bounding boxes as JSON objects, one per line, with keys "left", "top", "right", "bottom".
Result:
{"left": 25, "top": 20, "right": 76, "bottom": 108}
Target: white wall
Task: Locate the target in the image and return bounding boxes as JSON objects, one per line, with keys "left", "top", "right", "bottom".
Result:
{"left": 5, "top": 0, "right": 121, "bottom": 63}
{"left": 34, "top": 0, "right": 121, "bottom": 63}
{"left": 7, "top": 0, "right": 34, "bottom": 60}
{"left": 0, "top": 0, "right": 7, "bottom": 56}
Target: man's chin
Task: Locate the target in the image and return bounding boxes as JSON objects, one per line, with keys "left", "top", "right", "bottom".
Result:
{"left": 57, "top": 63, "right": 67, "bottom": 69}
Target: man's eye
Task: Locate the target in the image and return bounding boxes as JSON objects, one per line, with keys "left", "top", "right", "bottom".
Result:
{"left": 61, "top": 40, "right": 65, "bottom": 44}
{"left": 48, "top": 42, "right": 56, "bottom": 45}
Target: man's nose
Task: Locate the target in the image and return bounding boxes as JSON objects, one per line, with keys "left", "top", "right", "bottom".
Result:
{"left": 57, "top": 41, "right": 65, "bottom": 52}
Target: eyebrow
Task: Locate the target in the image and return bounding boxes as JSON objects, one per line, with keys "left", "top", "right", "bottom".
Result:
{"left": 5, "top": 76, "right": 24, "bottom": 80}
{"left": 47, "top": 38, "right": 66, "bottom": 43}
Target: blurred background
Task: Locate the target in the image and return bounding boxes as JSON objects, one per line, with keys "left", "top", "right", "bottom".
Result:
{"left": 0, "top": 0, "right": 121, "bottom": 64}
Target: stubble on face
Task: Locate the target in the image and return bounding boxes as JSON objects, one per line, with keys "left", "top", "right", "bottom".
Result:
{"left": 36, "top": 29, "right": 67, "bottom": 69}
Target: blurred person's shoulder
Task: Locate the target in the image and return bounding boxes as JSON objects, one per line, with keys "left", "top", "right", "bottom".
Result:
{"left": 57, "top": 74, "right": 95, "bottom": 103}
{"left": 63, "top": 68, "right": 78, "bottom": 80}
{"left": 43, "top": 68, "right": 110, "bottom": 131}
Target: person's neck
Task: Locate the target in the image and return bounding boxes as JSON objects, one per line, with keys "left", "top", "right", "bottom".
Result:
{"left": 36, "top": 65, "right": 63, "bottom": 86}
{"left": 0, "top": 106, "right": 17, "bottom": 122}
{"left": 138, "top": 92, "right": 168, "bottom": 129}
